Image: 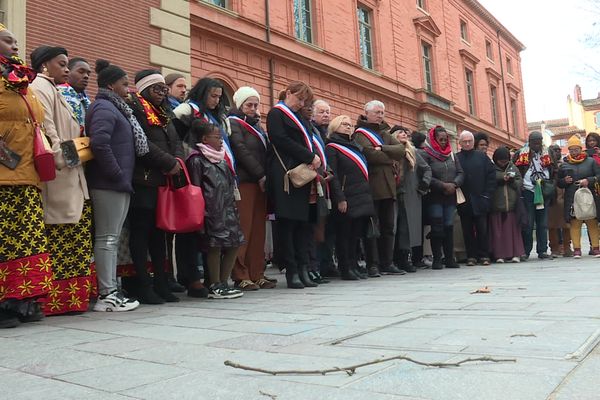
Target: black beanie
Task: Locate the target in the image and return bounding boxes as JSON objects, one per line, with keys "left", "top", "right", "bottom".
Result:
{"left": 95, "top": 59, "right": 126, "bottom": 88}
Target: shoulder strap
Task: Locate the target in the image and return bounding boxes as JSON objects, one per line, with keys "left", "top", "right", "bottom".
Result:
{"left": 272, "top": 144, "right": 288, "bottom": 173}
{"left": 19, "top": 93, "right": 39, "bottom": 126}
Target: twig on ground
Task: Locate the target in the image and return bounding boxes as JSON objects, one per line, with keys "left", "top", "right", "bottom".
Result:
{"left": 224, "top": 355, "right": 516, "bottom": 376}
{"left": 259, "top": 390, "right": 278, "bottom": 399}
{"left": 510, "top": 333, "right": 537, "bottom": 338}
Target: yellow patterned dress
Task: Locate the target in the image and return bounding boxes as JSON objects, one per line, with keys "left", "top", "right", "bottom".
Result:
{"left": 0, "top": 54, "right": 53, "bottom": 317}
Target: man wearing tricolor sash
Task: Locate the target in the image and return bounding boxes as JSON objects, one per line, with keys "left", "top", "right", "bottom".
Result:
{"left": 354, "top": 100, "right": 406, "bottom": 277}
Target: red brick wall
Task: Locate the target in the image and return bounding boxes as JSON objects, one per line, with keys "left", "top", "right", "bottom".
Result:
{"left": 190, "top": 0, "right": 525, "bottom": 148}
{"left": 26, "top": 0, "right": 161, "bottom": 94}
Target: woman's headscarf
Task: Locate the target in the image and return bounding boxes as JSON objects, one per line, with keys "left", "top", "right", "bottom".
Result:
{"left": 492, "top": 146, "right": 510, "bottom": 166}
{"left": 424, "top": 125, "right": 452, "bottom": 161}
{"left": 30, "top": 46, "right": 68, "bottom": 71}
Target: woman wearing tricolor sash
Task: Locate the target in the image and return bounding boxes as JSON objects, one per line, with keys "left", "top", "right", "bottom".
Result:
{"left": 266, "top": 82, "right": 321, "bottom": 289}
{"left": 228, "top": 86, "right": 275, "bottom": 290}
{"left": 326, "top": 116, "right": 375, "bottom": 280}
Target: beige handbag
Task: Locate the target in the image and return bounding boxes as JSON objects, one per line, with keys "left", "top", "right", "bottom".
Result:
{"left": 450, "top": 152, "right": 466, "bottom": 204}
{"left": 273, "top": 145, "right": 317, "bottom": 193}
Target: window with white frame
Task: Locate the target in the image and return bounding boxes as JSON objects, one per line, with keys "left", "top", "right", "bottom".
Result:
{"left": 510, "top": 98, "right": 519, "bottom": 135}
{"left": 490, "top": 85, "right": 499, "bottom": 126}
{"left": 485, "top": 40, "right": 493, "bottom": 60}
{"left": 294, "top": 0, "right": 313, "bottom": 43}
{"left": 422, "top": 42, "right": 433, "bottom": 92}
{"left": 465, "top": 68, "right": 475, "bottom": 115}
{"left": 203, "top": 0, "right": 226, "bottom": 7}
{"left": 357, "top": 6, "right": 374, "bottom": 70}
{"left": 460, "top": 20, "right": 469, "bottom": 42}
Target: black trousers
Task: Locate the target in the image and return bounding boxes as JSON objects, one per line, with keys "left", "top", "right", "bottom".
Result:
{"left": 128, "top": 207, "right": 167, "bottom": 285}
{"left": 335, "top": 214, "right": 367, "bottom": 272}
{"left": 174, "top": 232, "right": 203, "bottom": 286}
{"left": 366, "top": 198, "right": 396, "bottom": 268}
{"left": 277, "top": 217, "right": 312, "bottom": 274}
{"left": 460, "top": 212, "right": 490, "bottom": 260}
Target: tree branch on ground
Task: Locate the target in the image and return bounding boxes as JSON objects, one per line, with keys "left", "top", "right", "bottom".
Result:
{"left": 224, "top": 355, "right": 517, "bottom": 376}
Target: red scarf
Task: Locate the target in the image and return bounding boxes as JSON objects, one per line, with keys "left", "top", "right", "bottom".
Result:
{"left": 424, "top": 125, "right": 452, "bottom": 161}
{"left": 567, "top": 152, "right": 587, "bottom": 164}
{"left": 135, "top": 92, "right": 169, "bottom": 127}
{"left": 0, "top": 54, "right": 36, "bottom": 95}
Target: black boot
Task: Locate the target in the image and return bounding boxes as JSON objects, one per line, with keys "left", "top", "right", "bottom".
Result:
{"left": 132, "top": 266, "right": 165, "bottom": 304}
{"left": 286, "top": 267, "right": 304, "bottom": 289}
{"left": 154, "top": 275, "right": 180, "bottom": 302}
{"left": 299, "top": 265, "right": 318, "bottom": 287}
{"left": 398, "top": 250, "right": 417, "bottom": 273}
{"left": 431, "top": 237, "right": 444, "bottom": 270}
{"left": 340, "top": 265, "right": 359, "bottom": 280}
{"left": 352, "top": 264, "right": 368, "bottom": 279}
{"left": 443, "top": 227, "right": 459, "bottom": 268}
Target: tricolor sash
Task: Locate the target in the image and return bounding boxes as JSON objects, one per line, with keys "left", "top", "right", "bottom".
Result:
{"left": 312, "top": 132, "right": 327, "bottom": 170}
{"left": 228, "top": 115, "right": 267, "bottom": 148}
{"left": 355, "top": 127, "right": 384, "bottom": 147}
{"left": 206, "top": 113, "right": 236, "bottom": 176}
{"left": 327, "top": 143, "right": 369, "bottom": 181}
{"left": 273, "top": 102, "right": 313, "bottom": 152}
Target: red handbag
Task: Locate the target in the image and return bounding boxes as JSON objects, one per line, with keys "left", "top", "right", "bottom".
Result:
{"left": 156, "top": 158, "right": 205, "bottom": 233}
{"left": 20, "top": 93, "right": 56, "bottom": 182}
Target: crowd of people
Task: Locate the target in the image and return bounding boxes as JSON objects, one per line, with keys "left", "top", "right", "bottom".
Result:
{"left": 2, "top": 24, "right": 600, "bottom": 329}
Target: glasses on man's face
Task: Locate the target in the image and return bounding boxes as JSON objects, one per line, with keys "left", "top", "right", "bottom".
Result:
{"left": 151, "top": 85, "right": 169, "bottom": 95}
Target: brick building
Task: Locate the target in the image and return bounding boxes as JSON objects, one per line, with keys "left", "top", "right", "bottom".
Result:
{"left": 3, "top": 0, "right": 526, "bottom": 149}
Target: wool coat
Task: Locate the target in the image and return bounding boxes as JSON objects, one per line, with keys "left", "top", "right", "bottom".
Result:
{"left": 265, "top": 106, "right": 317, "bottom": 222}
{"left": 326, "top": 133, "right": 375, "bottom": 219}
{"left": 30, "top": 75, "right": 89, "bottom": 224}
{"left": 228, "top": 109, "right": 266, "bottom": 184}
{"left": 456, "top": 149, "right": 496, "bottom": 216}
{"left": 353, "top": 117, "right": 405, "bottom": 201}
{"left": 421, "top": 151, "right": 464, "bottom": 205}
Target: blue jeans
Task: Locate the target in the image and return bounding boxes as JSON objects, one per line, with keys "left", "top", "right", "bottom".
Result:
{"left": 521, "top": 190, "right": 548, "bottom": 256}
{"left": 427, "top": 203, "right": 456, "bottom": 227}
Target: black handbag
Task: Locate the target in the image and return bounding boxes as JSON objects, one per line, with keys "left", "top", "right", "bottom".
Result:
{"left": 366, "top": 216, "right": 380, "bottom": 239}
{"left": 541, "top": 179, "right": 556, "bottom": 200}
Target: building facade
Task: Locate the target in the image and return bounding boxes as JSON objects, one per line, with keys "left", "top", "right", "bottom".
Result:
{"left": 4, "top": 0, "right": 526, "bottom": 149}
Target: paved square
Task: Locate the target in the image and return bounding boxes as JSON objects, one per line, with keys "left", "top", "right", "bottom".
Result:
{"left": 1, "top": 257, "right": 599, "bottom": 399}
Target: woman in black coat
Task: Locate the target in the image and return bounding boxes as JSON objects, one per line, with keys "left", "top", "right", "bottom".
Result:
{"left": 126, "top": 69, "right": 183, "bottom": 304}
{"left": 266, "top": 81, "right": 321, "bottom": 288}
{"left": 326, "top": 115, "right": 375, "bottom": 280}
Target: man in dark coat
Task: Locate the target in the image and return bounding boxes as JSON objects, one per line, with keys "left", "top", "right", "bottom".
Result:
{"left": 354, "top": 100, "right": 405, "bottom": 277}
{"left": 456, "top": 130, "right": 496, "bottom": 265}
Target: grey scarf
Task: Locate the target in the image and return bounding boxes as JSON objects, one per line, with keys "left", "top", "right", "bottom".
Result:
{"left": 96, "top": 88, "right": 149, "bottom": 156}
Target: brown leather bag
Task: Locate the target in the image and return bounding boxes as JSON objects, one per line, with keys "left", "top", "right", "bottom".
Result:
{"left": 272, "top": 145, "right": 317, "bottom": 193}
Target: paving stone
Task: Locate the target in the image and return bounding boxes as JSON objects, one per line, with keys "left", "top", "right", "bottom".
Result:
{"left": 56, "top": 359, "right": 191, "bottom": 392}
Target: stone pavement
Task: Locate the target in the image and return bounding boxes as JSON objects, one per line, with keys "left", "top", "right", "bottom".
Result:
{"left": 1, "top": 256, "right": 600, "bottom": 400}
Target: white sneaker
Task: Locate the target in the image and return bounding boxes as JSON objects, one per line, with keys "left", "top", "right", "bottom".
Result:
{"left": 511, "top": 257, "right": 521, "bottom": 263}
{"left": 208, "top": 284, "right": 243, "bottom": 299}
{"left": 496, "top": 258, "right": 505, "bottom": 263}
{"left": 94, "top": 291, "right": 140, "bottom": 312}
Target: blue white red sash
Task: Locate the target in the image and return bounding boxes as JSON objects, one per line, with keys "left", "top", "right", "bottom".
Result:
{"left": 273, "top": 102, "right": 313, "bottom": 152}
{"left": 312, "top": 132, "right": 327, "bottom": 170}
{"left": 326, "top": 143, "right": 369, "bottom": 181}
{"left": 205, "top": 113, "right": 236, "bottom": 175}
{"left": 228, "top": 115, "right": 267, "bottom": 148}
{"left": 355, "top": 127, "right": 384, "bottom": 147}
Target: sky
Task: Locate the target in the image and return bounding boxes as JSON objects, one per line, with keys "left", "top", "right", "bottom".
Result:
{"left": 478, "top": 0, "right": 600, "bottom": 122}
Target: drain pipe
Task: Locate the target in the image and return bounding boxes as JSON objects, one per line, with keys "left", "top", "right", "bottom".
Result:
{"left": 497, "top": 29, "right": 511, "bottom": 134}
{"left": 265, "top": 0, "right": 275, "bottom": 107}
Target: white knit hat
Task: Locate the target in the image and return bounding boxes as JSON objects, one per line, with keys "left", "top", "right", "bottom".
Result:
{"left": 233, "top": 86, "right": 260, "bottom": 109}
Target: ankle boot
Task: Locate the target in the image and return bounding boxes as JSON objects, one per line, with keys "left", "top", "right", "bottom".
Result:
{"left": 285, "top": 269, "right": 304, "bottom": 289}
{"left": 398, "top": 250, "right": 416, "bottom": 273}
{"left": 137, "top": 285, "right": 165, "bottom": 304}
{"left": 340, "top": 265, "right": 359, "bottom": 280}
{"left": 352, "top": 265, "right": 367, "bottom": 279}
{"left": 443, "top": 227, "right": 459, "bottom": 268}
{"left": 154, "top": 276, "right": 180, "bottom": 302}
{"left": 298, "top": 265, "right": 318, "bottom": 287}
{"left": 431, "top": 237, "right": 444, "bottom": 270}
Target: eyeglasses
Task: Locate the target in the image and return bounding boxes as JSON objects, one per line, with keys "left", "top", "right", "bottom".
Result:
{"left": 151, "top": 85, "right": 169, "bottom": 95}
{"left": 340, "top": 122, "right": 354, "bottom": 128}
